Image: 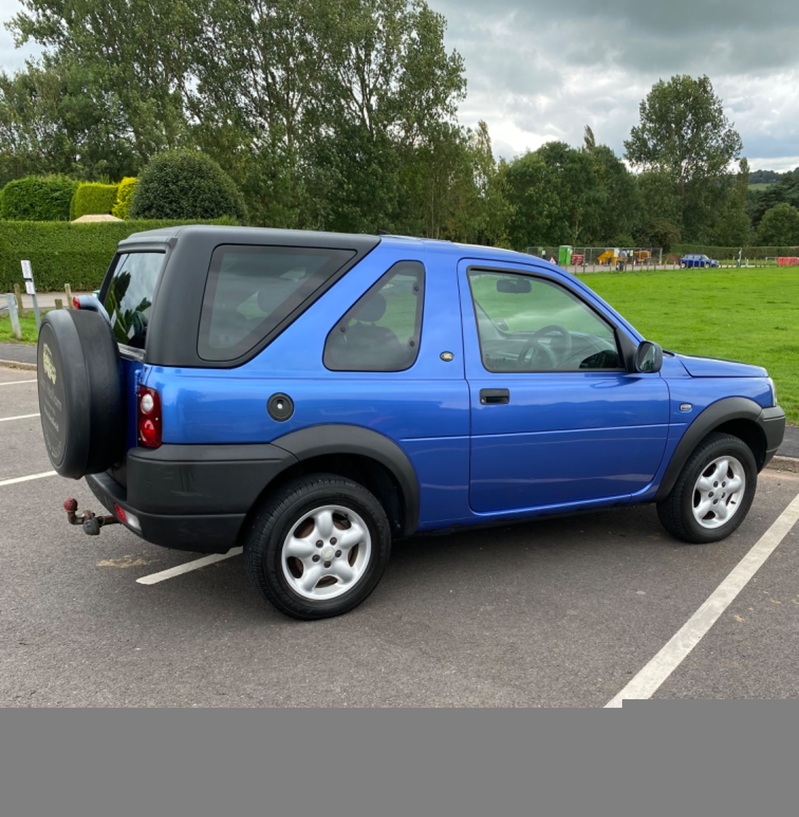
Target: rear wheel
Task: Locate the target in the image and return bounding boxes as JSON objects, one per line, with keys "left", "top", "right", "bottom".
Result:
{"left": 657, "top": 433, "right": 757, "bottom": 543}
{"left": 244, "top": 475, "right": 392, "bottom": 619}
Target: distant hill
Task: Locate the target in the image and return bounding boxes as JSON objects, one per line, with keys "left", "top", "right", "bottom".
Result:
{"left": 749, "top": 169, "right": 786, "bottom": 185}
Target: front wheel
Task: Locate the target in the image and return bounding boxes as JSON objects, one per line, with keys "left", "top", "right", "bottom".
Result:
{"left": 657, "top": 433, "right": 757, "bottom": 543}
{"left": 244, "top": 475, "right": 391, "bottom": 620}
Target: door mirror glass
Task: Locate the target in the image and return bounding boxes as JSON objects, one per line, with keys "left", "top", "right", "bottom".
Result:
{"left": 635, "top": 340, "right": 663, "bottom": 373}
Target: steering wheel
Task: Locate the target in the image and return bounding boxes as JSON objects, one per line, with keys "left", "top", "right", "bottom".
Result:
{"left": 516, "top": 337, "right": 557, "bottom": 369}
{"left": 517, "top": 325, "right": 572, "bottom": 369}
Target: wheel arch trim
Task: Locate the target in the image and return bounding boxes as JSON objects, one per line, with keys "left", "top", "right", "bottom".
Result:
{"left": 656, "top": 397, "right": 766, "bottom": 502}
{"left": 271, "top": 424, "right": 420, "bottom": 536}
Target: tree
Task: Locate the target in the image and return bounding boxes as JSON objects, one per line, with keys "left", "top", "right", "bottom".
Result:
{"left": 748, "top": 167, "right": 799, "bottom": 231}
{"left": 9, "top": 0, "right": 204, "bottom": 162}
{"left": 707, "top": 158, "right": 752, "bottom": 247}
{"left": 624, "top": 75, "right": 742, "bottom": 240}
{"left": 192, "top": 0, "right": 467, "bottom": 229}
{"left": 582, "top": 141, "right": 639, "bottom": 244}
{"left": 0, "top": 56, "right": 138, "bottom": 185}
{"left": 502, "top": 149, "right": 567, "bottom": 251}
{"left": 757, "top": 203, "right": 799, "bottom": 247}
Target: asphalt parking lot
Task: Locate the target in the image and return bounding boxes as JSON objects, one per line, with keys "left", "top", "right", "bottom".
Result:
{"left": 1, "top": 361, "right": 798, "bottom": 707}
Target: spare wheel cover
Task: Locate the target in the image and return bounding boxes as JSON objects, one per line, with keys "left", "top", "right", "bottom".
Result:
{"left": 37, "top": 309, "right": 124, "bottom": 479}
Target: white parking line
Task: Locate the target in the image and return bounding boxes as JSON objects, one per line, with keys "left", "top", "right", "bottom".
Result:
{"left": 0, "top": 379, "right": 37, "bottom": 386}
{"left": 606, "top": 491, "right": 799, "bottom": 707}
{"left": 0, "top": 470, "right": 57, "bottom": 487}
{"left": 0, "top": 413, "right": 41, "bottom": 422}
{"left": 136, "top": 547, "right": 244, "bottom": 585}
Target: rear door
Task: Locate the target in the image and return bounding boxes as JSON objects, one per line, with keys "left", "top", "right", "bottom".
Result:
{"left": 100, "top": 250, "right": 167, "bottom": 453}
{"left": 461, "top": 262, "right": 670, "bottom": 515}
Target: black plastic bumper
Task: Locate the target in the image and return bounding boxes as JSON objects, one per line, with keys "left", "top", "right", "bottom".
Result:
{"left": 85, "top": 443, "right": 297, "bottom": 553}
{"left": 761, "top": 405, "right": 787, "bottom": 468}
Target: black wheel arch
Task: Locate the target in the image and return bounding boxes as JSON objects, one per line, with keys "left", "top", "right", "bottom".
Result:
{"left": 656, "top": 397, "right": 769, "bottom": 502}
{"left": 265, "top": 424, "right": 420, "bottom": 538}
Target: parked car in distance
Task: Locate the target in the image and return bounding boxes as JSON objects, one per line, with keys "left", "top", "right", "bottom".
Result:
{"left": 37, "top": 225, "right": 785, "bottom": 620}
{"left": 681, "top": 253, "right": 719, "bottom": 269}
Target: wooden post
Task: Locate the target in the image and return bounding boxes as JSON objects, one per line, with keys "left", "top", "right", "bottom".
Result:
{"left": 64, "top": 283, "right": 73, "bottom": 308}
{"left": 55, "top": 298, "right": 63, "bottom": 309}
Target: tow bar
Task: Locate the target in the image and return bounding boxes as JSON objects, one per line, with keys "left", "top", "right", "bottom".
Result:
{"left": 63, "top": 498, "right": 119, "bottom": 536}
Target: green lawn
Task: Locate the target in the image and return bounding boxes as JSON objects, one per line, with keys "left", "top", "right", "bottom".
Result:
{"left": 582, "top": 266, "right": 799, "bottom": 424}
{"left": 0, "top": 312, "right": 42, "bottom": 344}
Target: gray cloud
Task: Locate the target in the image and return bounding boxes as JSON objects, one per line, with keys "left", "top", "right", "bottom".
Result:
{"left": 430, "top": 0, "right": 799, "bottom": 168}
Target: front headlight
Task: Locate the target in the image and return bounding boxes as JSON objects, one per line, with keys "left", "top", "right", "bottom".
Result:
{"left": 767, "top": 378, "right": 777, "bottom": 407}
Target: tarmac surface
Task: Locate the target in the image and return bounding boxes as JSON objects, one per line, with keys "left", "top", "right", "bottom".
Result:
{"left": 2, "top": 292, "right": 798, "bottom": 461}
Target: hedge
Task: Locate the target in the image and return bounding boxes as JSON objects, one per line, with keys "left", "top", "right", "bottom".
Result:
{"left": 70, "top": 182, "right": 120, "bottom": 220}
{"left": 0, "top": 175, "right": 79, "bottom": 221}
{"left": 0, "top": 218, "right": 236, "bottom": 291}
{"left": 112, "top": 177, "right": 138, "bottom": 219}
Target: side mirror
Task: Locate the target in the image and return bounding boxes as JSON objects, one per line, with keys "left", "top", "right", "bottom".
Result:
{"left": 635, "top": 340, "right": 663, "bottom": 373}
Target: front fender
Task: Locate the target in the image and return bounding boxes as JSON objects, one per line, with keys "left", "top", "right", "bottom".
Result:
{"left": 656, "top": 397, "right": 783, "bottom": 501}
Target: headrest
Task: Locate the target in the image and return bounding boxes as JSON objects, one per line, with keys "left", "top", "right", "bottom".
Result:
{"left": 356, "top": 292, "right": 386, "bottom": 323}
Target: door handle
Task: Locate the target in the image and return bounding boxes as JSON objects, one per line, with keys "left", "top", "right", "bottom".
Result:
{"left": 480, "top": 388, "right": 510, "bottom": 405}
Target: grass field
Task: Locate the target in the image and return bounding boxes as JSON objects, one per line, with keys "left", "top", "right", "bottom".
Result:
{"left": 3, "top": 266, "right": 797, "bottom": 424}
{"left": 0, "top": 312, "right": 41, "bottom": 344}
{"left": 582, "top": 266, "right": 798, "bottom": 424}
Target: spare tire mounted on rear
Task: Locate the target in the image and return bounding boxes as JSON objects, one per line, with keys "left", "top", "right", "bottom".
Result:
{"left": 37, "top": 309, "right": 125, "bottom": 479}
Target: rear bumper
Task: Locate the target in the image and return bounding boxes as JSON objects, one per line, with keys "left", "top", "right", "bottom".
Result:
{"left": 86, "top": 443, "right": 297, "bottom": 553}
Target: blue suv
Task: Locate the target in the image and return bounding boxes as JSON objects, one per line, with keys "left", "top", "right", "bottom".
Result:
{"left": 37, "top": 226, "right": 785, "bottom": 619}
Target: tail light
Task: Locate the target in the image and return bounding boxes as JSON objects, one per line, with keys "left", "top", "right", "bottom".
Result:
{"left": 137, "top": 385, "right": 162, "bottom": 448}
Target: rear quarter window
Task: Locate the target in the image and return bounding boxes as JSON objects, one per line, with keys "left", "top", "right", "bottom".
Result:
{"left": 198, "top": 245, "right": 355, "bottom": 361}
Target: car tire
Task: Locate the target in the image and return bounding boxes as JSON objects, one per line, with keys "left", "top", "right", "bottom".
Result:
{"left": 37, "top": 308, "right": 124, "bottom": 479}
{"left": 656, "top": 432, "right": 757, "bottom": 544}
{"left": 680, "top": 262, "right": 687, "bottom": 269}
{"left": 244, "top": 475, "right": 392, "bottom": 619}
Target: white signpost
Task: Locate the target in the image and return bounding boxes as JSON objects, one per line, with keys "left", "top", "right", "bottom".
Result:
{"left": 20, "top": 259, "right": 42, "bottom": 330}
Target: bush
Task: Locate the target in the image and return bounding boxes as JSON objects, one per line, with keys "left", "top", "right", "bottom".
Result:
{"left": 112, "top": 177, "right": 138, "bottom": 219}
{"left": 70, "top": 182, "right": 120, "bottom": 220}
{"left": 0, "top": 175, "right": 79, "bottom": 221}
{"left": 130, "top": 150, "right": 248, "bottom": 223}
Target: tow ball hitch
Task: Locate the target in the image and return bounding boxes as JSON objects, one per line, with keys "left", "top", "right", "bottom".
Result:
{"left": 63, "top": 498, "right": 119, "bottom": 536}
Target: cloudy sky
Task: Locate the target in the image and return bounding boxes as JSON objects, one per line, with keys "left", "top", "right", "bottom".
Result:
{"left": 2, "top": 0, "right": 798, "bottom": 171}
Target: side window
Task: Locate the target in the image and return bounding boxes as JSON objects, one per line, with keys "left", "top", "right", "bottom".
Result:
{"left": 324, "top": 261, "right": 424, "bottom": 372}
{"left": 102, "top": 251, "right": 165, "bottom": 349}
{"left": 468, "top": 269, "right": 622, "bottom": 372}
{"left": 198, "top": 245, "right": 355, "bottom": 361}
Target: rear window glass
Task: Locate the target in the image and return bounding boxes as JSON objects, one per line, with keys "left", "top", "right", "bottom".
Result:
{"left": 198, "top": 245, "right": 355, "bottom": 361}
{"left": 102, "top": 252, "right": 165, "bottom": 349}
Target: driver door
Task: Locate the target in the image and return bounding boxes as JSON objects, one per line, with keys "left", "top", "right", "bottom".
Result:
{"left": 461, "top": 263, "right": 670, "bottom": 515}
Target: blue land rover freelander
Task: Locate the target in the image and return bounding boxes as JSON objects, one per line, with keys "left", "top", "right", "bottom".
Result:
{"left": 37, "top": 226, "right": 785, "bottom": 619}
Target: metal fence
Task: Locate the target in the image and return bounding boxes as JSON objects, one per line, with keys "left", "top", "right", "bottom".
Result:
{"left": 526, "top": 245, "right": 799, "bottom": 270}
